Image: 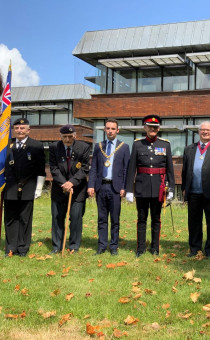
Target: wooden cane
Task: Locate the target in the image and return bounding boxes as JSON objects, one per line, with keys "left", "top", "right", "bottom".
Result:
{"left": 61, "top": 191, "right": 72, "bottom": 258}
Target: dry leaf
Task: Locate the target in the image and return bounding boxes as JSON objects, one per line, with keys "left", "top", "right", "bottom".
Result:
{"left": 89, "top": 278, "right": 95, "bottom": 282}
{"left": 190, "top": 292, "right": 200, "bottom": 303}
{"left": 47, "top": 270, "right": 56, "bottom": 276}
{"left": 62, "top": 267, "right": 71, "bottom": 273}
{"left": 172, "top": 287, "right": 177, "bottom": 293}
{"left": 116, "top": 261, "right": 127, "bottom": 267}
{"left": 14, "top": 284, "right": 20, "bottom": 292}
{"left": 162, "top": 303, "right": 170, "bottom": 309}
{"left": 118, "top": 297, "right": 131, "bottom": 304}
{"left": 38, "top": 242, "right": 43, "bottom": 247}
{"left": 177, "top": 312, "right": 192, "bottom": 319}
{"left": 133, "top": 293, "right": 142, "bottom": 299}
{"left": 154, "top": 257, "right": 161, "bottom": 262}
{"left": 203, "top": 304, "right": 210, "bottom": 312}
{"left": 132, "top": 281, "right": 142, "bottom": 286}
{"left": 20, "top": 311, "right": 26, "bottom": 318}
{"left": 0, "top": 306, "right": 2, "bottom": 314}
{"left": 98, "top": 263, "right": 102, "bottom": 267}
{"left": 85, "top": 292, "right": 92, "bottom": 298}
{"left": 86, "top": 323, "right": 100, "bottom": 335}
{"left": 8, "top": 250, "right": 13, "bottom": 257}
{"left": 183, "top": 269, "right": 195, "bottom": 280}
{"left": 113, "top": 328, "right": 128, "bottom": 338}
{"left": 5, "top": 313, "right": 19, "bottom": 319}
{"left": 50, "top": 289, "right": 60, "bottom": 297}
{"left": 202, "top": 322, "right": 210, "bottom": 328}
{"left": 124, "top": 315, "right": 139, "bottom": 325}
{"left": 166, "top": 310, "right": 171, "bottom": 318}
{"left": 21, "top": 288, "right": 29, "bottom": 296}
{"left": 106, "top": 263, "right": 116, "bottom": 269}
{"left": 84, "top": 314, "right": 91, "bottom": 319}
{"left": 151, "top": 322, "right": 161, "bottom": 330}
{"left": 132, "top": 286, "right": 141, "bottom": 293}
{"left": 193, "top": 277, "right": 202, "bottom": 283}
{"left": 170, "top": 253, "right": 177, "bottom": 257}
{"left": 156, "top": 276, "right": 161, "bottom": 281}
{"left": 28, "top": 254, "right": 36, "bottom": 259}
{"left": 40, "top": 310, "right": 56, "bottom": 319}
{"left": 138, "top": 301, "right": 147, "bottom": 307}
{"left": 58, "top": 313, "right": 72, "bottom": 327}
{"left": 65, "top": 293, "right": 74, "bottom": 301}
{"left": 144, "top": 288, "right": 156, "bottom": 295}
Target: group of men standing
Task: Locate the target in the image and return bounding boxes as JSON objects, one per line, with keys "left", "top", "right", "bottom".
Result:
{"left": 2, "top": 116, "right": 210, "bottom": 259}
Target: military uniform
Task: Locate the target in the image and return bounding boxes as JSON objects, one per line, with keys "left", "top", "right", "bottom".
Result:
{"left": 126, "top": 115, "right": 175, "bottom": 256}
{"left": 50, "top": 130, "right": 90, "bottom": 252}
{"left": 4, "top": 134, "right": 46, "bottom": 255}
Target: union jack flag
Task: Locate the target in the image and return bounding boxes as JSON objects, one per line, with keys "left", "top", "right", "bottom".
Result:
{"left": 0, "top": 64, "right": 12, "bottom": 192}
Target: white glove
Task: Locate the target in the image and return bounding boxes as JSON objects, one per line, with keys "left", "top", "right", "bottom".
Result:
{"left": 126, "top": 192, "right": 134, "bottom": 203}
{"left": 167, "top": 191, "right": 173, "bottom": 201}
{"left": 35, "top": 176, "right": 45, "bottom": 199}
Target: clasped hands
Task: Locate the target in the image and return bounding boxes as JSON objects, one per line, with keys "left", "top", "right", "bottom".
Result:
{"left": 61, "top": 181, "right": 74, "bottom": 193}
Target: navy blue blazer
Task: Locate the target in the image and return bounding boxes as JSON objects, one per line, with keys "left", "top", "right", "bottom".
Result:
{"left": 88, "top": 139, "right": 130, "bottom": 194}
{"left": 182, "top": 142, "right": 210, "bottom": 200}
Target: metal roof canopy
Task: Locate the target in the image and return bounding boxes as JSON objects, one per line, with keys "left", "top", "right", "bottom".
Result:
{"left": 12, "top": 105, "right": 68, "bottom": 112}
{"left": 183, "top": 125, "right": 199, "bottom": 131}
{"left": 96, "top": 125, "right": 183, "bottom": 133}
{"left": 99, "top": 54, "right": 185, "bottom": 69}
{"left": 186, "top": 52, "right": 210, "bottom": 63}
{"left": 73, "top": 20, "right": 210, "bottom": 66}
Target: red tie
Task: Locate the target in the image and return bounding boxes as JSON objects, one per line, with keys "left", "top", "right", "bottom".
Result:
{"left": 67, "top": 147, "right": 71, "bottom": 173}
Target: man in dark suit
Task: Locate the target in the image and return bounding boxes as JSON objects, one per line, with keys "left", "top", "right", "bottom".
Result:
{"left": 87, "top": 119, "right": 130, "bottom": 255}
{"left": 4, "top": 118, "right": 46, "bottom": 256}
{"left": 126, "top": 115, "right": 175, "bottom": 257}
{"left": 49, "top": 124, "right": 90, "bottom": 254}
{"left": 182, "top": 121, "right": 210, "bottom": 258}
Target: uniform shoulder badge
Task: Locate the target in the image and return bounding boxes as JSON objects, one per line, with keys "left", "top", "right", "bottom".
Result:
{"left": 158, "top": 137, "right": 169, "bottom": 143}
{"left": 134, "top": 138, "right": 143, "bottom": 142}
{"left": 76, "top": 162, "right": 82, "bottom": 169}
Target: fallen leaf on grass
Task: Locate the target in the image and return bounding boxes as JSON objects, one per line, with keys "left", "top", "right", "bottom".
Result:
{"left": 132, "top": 286, "right": 141, "bottom": 293}
{"left": 154, "top": 257, "right": 161, "bottom": 262}
{"left": 202, "top": 322, "right": 210, "bottom": 328}
{"left": 28, "top": 254, "right": 36, "bottom": 259}
{"left": 143, "top": 322, "right": 161, "bottom": 331}
{"left": 177, "top": 312, "right": 192, "bottom": 319}
{"left": 8, "top": 250, "right": 13, "bottom": 257}
{"left": 113, "top": 328, "right": 128, "bottom": 338}
{"left": 62, "top": 266, "right": 71, "bottom": 273}
{"left": 106, "top": 263, "right": 116, "bottom": 269}
{"left": 85, "top": 292, "right": 92, "bottom": 298}
{"left": 50, "top": 289, "right": 60, "bottom": 297}
{"left": 166, "top": 310, "right": 171, "bottom": 318}
{"left": 138, "top": 301, "right": 147, "bottom": 307}
{"left": 162, "top": 304, "right": 170, "bottom": 309}
{"left": 172, "top": 287, "right": 177, "bottom": 293}
{"left": 38, "top": 242, "right": 43, "bottom": 247}
{"left": 84, "top": 314, "right": 91, "bottom": 319}
{"left": 2, "top": 279, "right": 11, "bottom": 283}
{"left": 47, "top": 270, "right": 56, "bottom": 276}
{"left": 156, "top": 276, "right": 161, "bottom": 281}
{"left": 58, "top": 313, "right": 73, "bottom": 327}
{"left": 86, "top": 323, "right": 100, "bottom": 335}
{"left": 133, "top": 293, "right": 142, "bottom": 299}
{"left": 132, "top": 281, "right": 142, "bottom": 286}
{"left": 0, "top": 306, "right": 2, "bottom": 314}
{"left": 65, "top": 293, "right": 74, "bottom": 301}
{"left": 38, "top": 310, "right": 56, "bottom": 319}
{"left": 170, "top": 253, "right": 177, "bottom": 258}
{"left": 5, "top": 311, "right": 26, "bottom": 319}
{"left": 14, "top": 284, "right": 20, "bottom": 292}
{"left": 183, "top": 269, "right": 195, "bottom": 280}
{"left": 89, "top": 278, "right": 95, "bottom": 282}
{"left": 98, "top": 263, "right": 103, "bottom": 267}
{"left": 117, "top": 261, "right": 127, "bottom": 267}
{"left": 203, "top": 304, "right": 210, "bottom": 312}
{"left": 144, "top": 289, "right": 156, "bottom": 295}
{"left": 21, "top": 288, "right": 29, "bottom": 296}
{"left": 118, "top": 297, "right": 131, "bottom": 304}
{"left": 124, "top": 315, "right": 139, "bottom": 325}
{"left": 193, "top": 277, "right": 202, "bottom": 283}
{"left": 190, "top": 292, "right": 200, "bottom": 303}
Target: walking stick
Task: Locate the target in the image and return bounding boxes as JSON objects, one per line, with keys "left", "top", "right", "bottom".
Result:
{"left": 62, "top": 191, "right": 72, "bottom": 258}
{"left": 0, "top": 191, "right": 4, "bottom": 242}
{"left": 169, "top": 203, "right": 174, "bottom": 233}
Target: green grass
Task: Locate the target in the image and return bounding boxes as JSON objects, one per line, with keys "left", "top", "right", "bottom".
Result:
{"left": 0, "top": 196, "right": 209, "bottom": 339}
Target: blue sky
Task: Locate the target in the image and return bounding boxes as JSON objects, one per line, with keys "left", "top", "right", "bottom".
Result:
{"left": 1, "top": 0, "right": 210, "bottom": 87}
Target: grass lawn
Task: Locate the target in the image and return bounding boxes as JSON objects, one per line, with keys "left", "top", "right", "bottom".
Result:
{"left": 0, "top": 196, "right": 209, "bottom": 340}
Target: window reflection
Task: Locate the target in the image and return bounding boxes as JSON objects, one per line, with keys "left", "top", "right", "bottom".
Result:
{"left": 113, "top": 69, "right": 136, "bottom": 93}
{"left": 163, "top": 66, "right": 188, "bottom": 91}
{"left": 138, "top": 68, "right": 161, "bottom": 92}
{"left": 196, "top": 65, "right": 210, "bottom": 89}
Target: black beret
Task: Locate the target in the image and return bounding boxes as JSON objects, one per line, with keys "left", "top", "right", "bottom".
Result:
{"left": 13, "top": 118, "right": 29, "bottom": 126}
{"left": 143, "top": 115, "right": 161, "bottom": 126}
{"left": 60, "top": 124, "right": 75, "bottom": 134}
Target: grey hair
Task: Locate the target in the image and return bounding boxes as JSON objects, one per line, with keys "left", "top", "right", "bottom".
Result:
{"left": 199, "top": 121, "right": 210, "bottom": 130}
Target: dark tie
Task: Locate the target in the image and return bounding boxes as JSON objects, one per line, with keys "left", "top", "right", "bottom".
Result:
{"left": 17, "top": 141, "right": 22, "bottom": 151}
{"left": 103, "top": 141, "right": 112, "bottom": 178}
{"left": 201, "top": 143, "right": 205, "bottom": 150}
{"left": 67, "top": 147, "right": 71, "bottom": 173}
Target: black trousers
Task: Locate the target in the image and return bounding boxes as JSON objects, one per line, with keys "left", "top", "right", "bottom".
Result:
{"left": 188, "top": 193, "right": 210, "bottom": 255}
{"left": 96, "top": 183, "right": 121, "bottom": 250}
{"left": 51, "top": 199, "right": 85, "bottom": 251}
{"left": 136, "top": 197, "right": 162, "bottom": 253}
{"left": 4, "top": 199, "right": 34, "bottom": 254}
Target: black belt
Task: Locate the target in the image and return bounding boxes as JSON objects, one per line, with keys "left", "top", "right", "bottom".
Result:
{"left": 102, "top": 179, "right": 112, "bottom": 184}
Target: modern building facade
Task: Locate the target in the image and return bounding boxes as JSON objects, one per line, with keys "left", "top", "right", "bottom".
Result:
{"left": 11, "top": 84, "right": 94, "bottom": 180}
{"left": 73, "top": 19, "right": 210, "bottom": 197}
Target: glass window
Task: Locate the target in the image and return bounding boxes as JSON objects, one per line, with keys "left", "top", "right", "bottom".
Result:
{"left": 55, "top": 112, "right": 68, "bottom": 125}
{"left": 11, "top": 114, "right": 23, "bottom": 124}
{"left": 196, "top": 65, "right": 210, "bottom": 89}
{"left": 163, "top": 66, "right": 188, "bottom": 91}
{"left": 107, "top": 68, "right": 113, "bottom": 94}
{"left": 95, "top": 64, "right": 106, "bottom": 94}
{"left": 113, "top": 69, "right": 136, "bottom": 93}
{"left": 138, "top": 68, "right": 161, "bottom": 92}
{"left": 161, "top": 118, "right": 186, "bottom": 128}
{"left": 40, "top": 112, "right": 53, "bottom": 125}
{"left": 27, "top": 112, "right": 39, "bottom": 125}
{"left": 161, "top": 132, "right": 185, "bottom": 156}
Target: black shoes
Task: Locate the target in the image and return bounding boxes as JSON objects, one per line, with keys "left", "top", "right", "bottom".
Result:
{"left": 187, "top": 252, "right": 198, "bottom": 257}
{"left": 94, "top": 249, "right": 106, "bottom": 255}
{"left": 149, "top": 249, "right": 159, "bottom": 256}
{"left": 136, "top": 250, "right": 146, "bottom": 258}
{"left": 19, "top": 253, "right": 27, "bottom": 257}
{"left": 49, "top": 249, "right": 60, "bottom": 254}
{"left": 110, "top": 249, "right": 118, "bottom": 256}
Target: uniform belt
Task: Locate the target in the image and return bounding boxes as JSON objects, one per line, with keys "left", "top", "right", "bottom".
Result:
{"left": 137, "top": 167, "right": 166, "bottom": 175}
{"left": 102, "top": 179, "right": 112, "bottom": 184}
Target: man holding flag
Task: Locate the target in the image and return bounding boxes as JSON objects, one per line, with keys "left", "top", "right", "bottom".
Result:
{"left": 0, "top": 65, "right": 46, "bottom": 257}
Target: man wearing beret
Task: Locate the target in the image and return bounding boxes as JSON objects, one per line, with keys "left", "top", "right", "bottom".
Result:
{"left": 49, "top": 124, "right": 90, "bottom": 254}
{"left": 4, "top": 118, "right": 46, "bottom": 256}
{"left": 126, "top": 115, "right": 175, "bottom": 257}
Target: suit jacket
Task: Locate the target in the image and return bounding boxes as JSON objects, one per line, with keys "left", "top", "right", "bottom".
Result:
{"left": 126, "top": 137, "right": 175, "bottom": 197}
{"left": 88, "top": 139, "right": 130, "bottom": 193}
{"left": 4, "top": 137, "right": 46, "bottom": 200}
{"left": 182, "top": 142, "right": 210, "bottom": 200}
{"left": 49, "top": 140, "right": 90, "bottom": 202}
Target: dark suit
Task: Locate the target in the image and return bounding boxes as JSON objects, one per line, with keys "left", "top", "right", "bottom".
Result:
{"left": 182, "top": 143, "right": 210, "bottom": 256}
{"left": 126, "top": 137, "right": 175, "bottom": 253}
{"left": 88, "top": 139, "right": 130, "bottom": 251}
{"left": 4, "top": 137, "right": 46, "bottom": 254}
{"left": 49, "top": 140, "right": 90, "bottom": 251}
